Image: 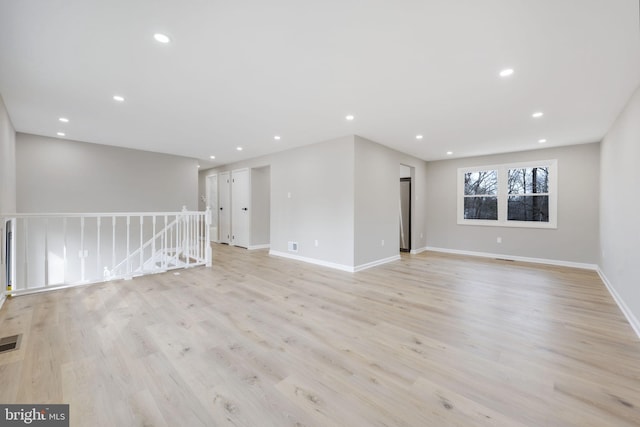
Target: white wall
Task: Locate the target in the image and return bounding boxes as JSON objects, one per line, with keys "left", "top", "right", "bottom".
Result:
{"left": 425, "top": 143, "right": 600, "bottom": 265}
{"left": 600, "top": 85, "right": 640, "bottom": 334}
{"left": 17, "top": 133, "right": 198, "bottom": 213}
{"left": 354, "top": 136, "right": 428, "bottom": 267}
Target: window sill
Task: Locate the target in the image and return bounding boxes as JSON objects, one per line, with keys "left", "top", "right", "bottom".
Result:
{"left": 457, "top": 219, "right": 557, "bottom": 229}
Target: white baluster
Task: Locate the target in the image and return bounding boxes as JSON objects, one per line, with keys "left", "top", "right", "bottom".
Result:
{"left": 63, "top": 217, "right": 67, "bottom": 284}
{"left": 111, "top": 216, "right": 116, "bottom": 276}
{"left": 44, "top": 218, "right": 49, "bottom": 287}
{"left": 163, "top": 215, "right": 168, "bottom": 269}
{"left": 96, "top": 216, "right": 101, "bottom": 281}
{"left": 126, "top": 216, "right": 131, "bottom": 278}
{"left": 152, "top": 215, "right": 157, "bottom": 270}
{"left": 23, "top": 219, "right": 29, "bottom": 290}
{"left": 205, "top": 207, "right": 212, "bottom": 267}
{"left": 186, "top": 212, "right": 191, "bottom": 267}
{"left": 80, "top": 216, "right": 85, "bottom": 282}
{"left": 139, "top": 216, "right": 144, "bottom": 272}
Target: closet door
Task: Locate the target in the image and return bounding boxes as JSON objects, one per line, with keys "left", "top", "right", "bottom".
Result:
{"left": 231, "top": 169, "right": 250, "bottom": 248}
{"left": 218, "top": 171, "right": 231, "bottom": 244}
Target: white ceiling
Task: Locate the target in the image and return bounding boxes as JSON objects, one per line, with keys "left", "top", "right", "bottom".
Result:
{"left": 1, "top": 0, "right": 639, "bottom": 167}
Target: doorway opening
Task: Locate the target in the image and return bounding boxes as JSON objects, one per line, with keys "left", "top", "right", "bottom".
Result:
{"left": 4, "top": 219, "right": 13, "bottom": 292}
{"left": 399, "top": 165, "right": 412, "bottom": 252}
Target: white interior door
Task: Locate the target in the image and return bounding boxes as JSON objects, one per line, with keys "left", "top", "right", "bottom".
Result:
{"left": 206, "top": 174, "right": 218, "bottom": 242}
{"left": 231, "top": 169, "right": 250, "bottom": 248}
{"left": 218, "top": 172, "right": 231, "bottom": 244}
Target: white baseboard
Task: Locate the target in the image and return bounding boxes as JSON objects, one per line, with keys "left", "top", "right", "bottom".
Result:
{"left": 424, "top": 246, "right": 598, "bottom": 270}
{"left": 269, "top": 250, "right": 402, "bottom": 273}
{"left": 269, "top": 250, "right": 354, "bottom": 272}
{"left": 0, "top": 293, "right": 5, "bottom": 311}
{"left": 597, "top": 268, "right": 640, "bottom": 340}
{"left": 248, "top": 244, "right": 270, "bottom": 250}
{"left": 410, "top": 247, "right": 428, "bottom": 255}
{"left": 354, "top": 255, "right": 400, "bottom": 272}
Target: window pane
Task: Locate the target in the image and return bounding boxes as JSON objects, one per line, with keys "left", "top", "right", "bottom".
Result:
{"left": 508, "top": 195, "right": 549, "bottom": 221}
{"left": 508, "top": 167, "right": 549, "bottom": 194}
{"left": 464, "top": 170, "right": 498, "bottom": 195}
{"left": 464, "top": 197, "right": 498, "bottom": 220}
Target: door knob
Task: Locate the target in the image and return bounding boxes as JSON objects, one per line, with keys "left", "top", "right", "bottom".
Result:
{"left": 220, "top": 207, "right": 223, "bottom": 210}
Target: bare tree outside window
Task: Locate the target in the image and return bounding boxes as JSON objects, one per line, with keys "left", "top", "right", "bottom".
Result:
{"left": 507, "top": 167, "right": 549, "bottom": 222}
{"left": 464, "top": 170, "right": 498, "bottom": 220}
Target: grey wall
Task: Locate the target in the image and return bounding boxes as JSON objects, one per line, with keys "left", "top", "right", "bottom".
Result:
{"left": 0, "top": 95, "right": 16, "bottom": 214}
{"left": 204, "top": 136, "right": 355, "bottom": 268}
{"left": 425, "top": 143, "right": 600, "bottom": 264}
{"left": 251, "top": 166, "right": 270, "bottom": 247}
{"left": 0, "top": 94, "right": 16, "bottom": 298}
{"left": 354, "top": 136, "right": 428, "bottom": 266}
{"left": 17, "top": 133, "right": 198, "bottom": 213}
{"left": 197, "top": 168, "right": 207, "bottom": 211}
{"left": 600, "top": 85, "right": 640, "bottom": 329}
{"left": 203, "top": 135, "right": 430, "bottom": 269}
{"left": 270, "top": 136, "right": 355, "bottom": 266}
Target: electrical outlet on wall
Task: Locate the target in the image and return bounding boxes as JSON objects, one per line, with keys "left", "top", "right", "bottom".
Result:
{"left": 381, "top": 239, "right": 385, "bottom": 246}
{"left": 314, "top": 240, "right": 319, "bottom": 247}
{"left": 497, "top": 237, "right": 502, "bottom": 244}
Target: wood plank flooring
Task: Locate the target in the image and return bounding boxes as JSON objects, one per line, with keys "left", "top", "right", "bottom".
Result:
{"left": 1, "top": 244, "right": 640, "bottom": 426}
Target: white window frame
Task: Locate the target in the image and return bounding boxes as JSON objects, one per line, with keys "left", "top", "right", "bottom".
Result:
{"left": 457, "top": 159, "right": 558, "bottom": 229}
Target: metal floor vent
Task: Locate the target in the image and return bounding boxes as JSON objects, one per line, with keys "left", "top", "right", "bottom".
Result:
{"left": 0, "top": 334, "right": 21, "bottom": 353}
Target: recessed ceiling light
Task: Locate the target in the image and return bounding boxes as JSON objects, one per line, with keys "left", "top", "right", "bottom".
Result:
{"left": 153, "top": 33, "right": 171, "bottom": 44}
{"left": 274, "top": 135, "right": 281, "bottom": 140}
{"left": 113, "top": 95, "right": 125, "bottom": 102}
{"left": 56, "top": 132, "right": 65, "bottom": 137}
{"left": 416, "top": 135, "right": 423, "bottom": 140}
{"left": 345, "top": 115, "right": 355, "bottom": 121}
{"left": 499, "top": 68, "right": 514, "bottom": 77}
{"left": 532, "top": 111, "right": 544, "bottom": 118}
{"left": 209, "top": 155, "right": 216, "bottom": 159}
{"left": 236, "top": 146, "right": 243, "bottom": 151}
{"left": 446, "top": 151, "right": 453, "bottom": 155}
{"left": 58, "top": 117, "right": 69, "bottom": 123}
{"left": 538, "top": 139, "right": 547, "bottom": 144}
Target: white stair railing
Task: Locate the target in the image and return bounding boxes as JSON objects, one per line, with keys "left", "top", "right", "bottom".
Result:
{"left": 1, "top": 207, "right": 211, "bottom": 296}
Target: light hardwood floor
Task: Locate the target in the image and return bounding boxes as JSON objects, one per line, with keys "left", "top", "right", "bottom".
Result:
{"left": 1, "top": 244, "right": 640, "bottom": 426}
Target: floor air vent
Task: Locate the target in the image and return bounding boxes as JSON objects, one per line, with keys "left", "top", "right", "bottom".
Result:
{"left": 0, "top": 334, "right": 21, "bottom": 353}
